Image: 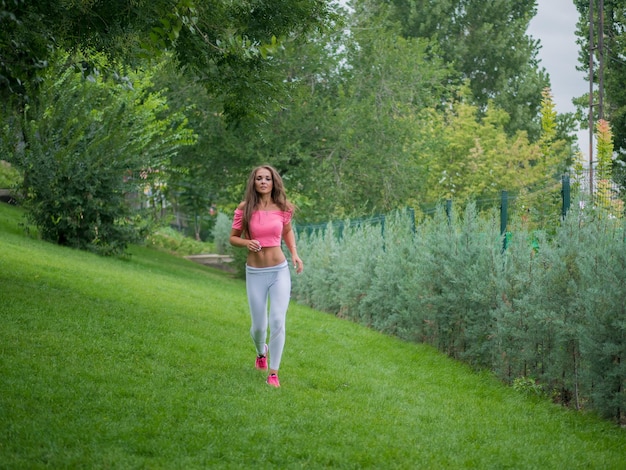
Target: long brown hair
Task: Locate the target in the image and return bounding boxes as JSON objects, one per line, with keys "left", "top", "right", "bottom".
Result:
{"left": 240, "top": 165, "right": 294, "bottom": 238}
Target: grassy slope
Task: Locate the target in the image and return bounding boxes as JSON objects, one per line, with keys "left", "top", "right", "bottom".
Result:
{"left": 0, "top": 203, "right": 625, "bottom": 469}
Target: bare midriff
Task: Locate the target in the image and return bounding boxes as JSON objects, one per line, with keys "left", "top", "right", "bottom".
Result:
{"left": 246, "top": 246, "right": 286, "bottom": 268}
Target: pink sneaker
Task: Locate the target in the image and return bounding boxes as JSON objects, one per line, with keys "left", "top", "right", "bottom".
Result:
{"left": 255, "top": 344, "right": 268, "bottom": 370}
{"left": 267, "top": 374, "right": 280, "bottom": 388}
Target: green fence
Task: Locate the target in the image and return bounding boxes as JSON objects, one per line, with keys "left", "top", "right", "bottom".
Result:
{"left": 296, "top": 173, "right": 624, "bottom": 238}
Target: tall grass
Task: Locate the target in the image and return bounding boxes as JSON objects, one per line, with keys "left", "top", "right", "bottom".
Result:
{"left": 1, "top": 203, "right": 625, "bottom": 469}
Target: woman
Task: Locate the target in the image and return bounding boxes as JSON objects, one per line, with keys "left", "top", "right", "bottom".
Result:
{"left": 229, "top": 165, "right": 304, "bottom": 388}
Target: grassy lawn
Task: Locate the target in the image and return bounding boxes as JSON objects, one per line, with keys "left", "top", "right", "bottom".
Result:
{"left": 1, "top": 202, "right": 625, "bottom": 469}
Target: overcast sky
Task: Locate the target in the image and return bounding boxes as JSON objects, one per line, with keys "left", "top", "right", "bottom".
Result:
{"left": 528, "top": 0, "right": 590, "bottom": 157}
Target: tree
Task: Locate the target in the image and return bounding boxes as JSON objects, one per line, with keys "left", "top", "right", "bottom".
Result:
{"left": 573, "top": 0, "right": 626, "bottom": 180}
{"left": 525, "top": 87, "right": 574, "bottom": 229}
{"left": 0, "top": 0, "right": 331, "bottom": 252}
{"left": 357, "top": 0, "right": 550, "bottom": 139}
{"left": 236, "top": 6, "right": 455, "bottom": 219}
{"left": 412, "top": 101, "right": 537, "bottom": 204}
{"left": 9, "top": 51, "right": 195, "bottom": 255}
{"left": 594, "top": 118, "right": 623, "bottom": 215}
{"left": 0, "top": 0, "right": 331, "bottom": 119}
{"left": 148, "top": 58, "right": 258, "bottom": 238}
{"left": 406, "top": 86, "right": 567, "bottom": 215}
{"left": 210, "top": 3, "right": 564, "bottom": 221}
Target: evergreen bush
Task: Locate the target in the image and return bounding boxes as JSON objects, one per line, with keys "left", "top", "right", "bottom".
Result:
{"left": 212, "top": 212, "right": 234, "bottom": 255}
{"left": 292, "top": 201, "right": 626, "bottom": 423}
{"left": 293, "top": 224, "right": 343, "bottom": 313}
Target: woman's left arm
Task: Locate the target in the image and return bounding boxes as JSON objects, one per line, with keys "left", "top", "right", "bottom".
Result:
{"left": 283, "top": 222, "right": 303, "bottom": 274}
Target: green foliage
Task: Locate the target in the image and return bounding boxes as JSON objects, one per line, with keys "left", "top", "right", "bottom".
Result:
{"left": 149, "top": 59, "right": 258, "bottom": 227}
{"left": 0, "top": 0, "right": 332, "bottom": 121}
{"left": 231, "top": 8, "right": 569, "bottom": 221}
{"left": 293, "top": 201, "right": 626, "bottom": 422}
{"left": 0, "top": 160, "right": 20, "bottom": 188}
{"left": 512, "top": 377, "right": 545, "bottom": 398}
{"left": 574, "top": 0, "right": 626, "bottom": 166}
{"left": 0, "top": 0, "right": 54, "bottom": 101}
{"left": 323, "top": 26, "right": 451, "bottom": 215}
{"left": 570, "top": 204, "right": 626, "bottom": 420}
{"left": 229, "top": 247, "right": 248, "bottom": 280}
{"left": 411, "top": 90, "right": 566, "bottom": 214}
{"left": 146, "top": 226, "right": 213, "bottom": 256}
{"left": 410, "top": 204, "right": 503, "bottom": 367}
{"left": 211, "top": 211, "right": 233, "bottom": 256}
{"left": 1, "top": 0, "right": 583, "bottom": 255}
{"left": 594, "top": 119, "right": 624, "bottom": 215}
{"left": 379, "top": 0, "right": 549, "bottom": 138}
{"left": 511, "top": 88, "right": 572, "bottom": 232}
{"left": 10, "top": 51, "right": 194, "bottom": 255}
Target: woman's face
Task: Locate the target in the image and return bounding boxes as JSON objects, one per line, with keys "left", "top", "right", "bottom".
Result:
{"left": 254, "top": 168, "right": 273, "bottom": 196}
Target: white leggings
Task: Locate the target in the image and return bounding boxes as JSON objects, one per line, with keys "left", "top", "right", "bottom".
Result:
{"left": 245, "top": 260, "right": 291, "bottom": 371}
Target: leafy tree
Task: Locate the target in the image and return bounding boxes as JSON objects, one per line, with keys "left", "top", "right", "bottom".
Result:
{"left": 9, "top": 51, "right": 194, "bottom": 255}
{"left": 516, "top": 88, "right": 573, "bottom": 230}
{"left": 356, "top": 0, "right": 550, "bottom": 139}
{"left": 406, "top": 86, "right": 567, "bottom": 223}
{"left": 573, "top": 0, "right": 626, "bottom": 180}
{"left": 0, "top": 0, "right": 331, "bottom": 120}
{"left": 238, "top": 6, "right": 454, "bottom": 219}
{"left": 212, "top": 2, "right": 565, "bottom": 221}
{"left": 147, "top": 58, "right": 253, "bottom": 238}
{"left": 409, "top": 94, "right": 532, "bottom": 205}
{"left": 0, "top": 160, "right": 20, "bottom": 189}
{"left": 326, "top": 15, "right": 452, "bottom": 216}
{"left": 0, "top": 0, "right": 331, "bottom": 253}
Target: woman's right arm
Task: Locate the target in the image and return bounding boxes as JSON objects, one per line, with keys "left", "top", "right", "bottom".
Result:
{"left": 230, "top": 203, "right": 247, "bottom": 248}
{"left": 230, "top": 228, "right": 262, "bottom": 252}
{"left": 230, "top": 228, "right": 245, "bottom": 248}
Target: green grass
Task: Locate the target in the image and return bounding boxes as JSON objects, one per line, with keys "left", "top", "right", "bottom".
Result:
{"left": 1, "top": 203, "right": 625, "bottom": 469}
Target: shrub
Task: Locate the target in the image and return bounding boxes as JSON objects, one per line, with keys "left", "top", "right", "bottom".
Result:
{"left": 146, "top": 226, "right": 213, "bottom": 256}
{"left": 212, "top": 212, "right": 233, "bottom": 255}
{"left": 292, "top": 201, "right": 626, "bottom": 423}
{"left": 8, "top": 52, "right": 194, "bottom": 255}
{"left": 0, "top": 160, "right": 21, "bottom": 188}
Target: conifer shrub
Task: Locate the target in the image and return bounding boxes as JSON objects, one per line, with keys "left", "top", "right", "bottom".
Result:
{"left": 212, "top": 212, "right": 234, "bottom": 255}
{"left": 410, "top": 203, "right": 503, "bottom": 367}
{"left": 293, "top": 224, "right": 343, "bottom": 313}
{"left": 292, "top": 200, "right": 626, "bottom": 423}
{"left": 358, "top": 210, "right": 419, "bottom": 337}
{"left": 572, "top": 207, "right": 626, "bottom": 421}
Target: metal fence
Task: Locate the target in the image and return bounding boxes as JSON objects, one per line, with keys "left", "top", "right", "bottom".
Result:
{"left": 295, "top": 173, "right": 625, "bottom": 238}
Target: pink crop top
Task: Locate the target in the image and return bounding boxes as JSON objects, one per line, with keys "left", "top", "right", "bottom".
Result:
{"left": 232, "top": 209, "right": 293, "bottom": 247}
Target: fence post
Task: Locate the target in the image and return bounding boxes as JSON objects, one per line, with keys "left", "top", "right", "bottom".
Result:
{"left": 561, "top": 174, "right": 571, "bottom": 219}
{"left": 501, "top": 190, "right": 508, "bottom": 251}
{"left": 446, "top": 199, "right": 452, "bottom": 224}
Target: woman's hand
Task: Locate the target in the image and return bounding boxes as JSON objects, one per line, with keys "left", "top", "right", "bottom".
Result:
{"left": 248, "top": 239, "right": 262, "bottom": 252}
{"left": 292, "top": 255, "right": 304, "bottom": 274}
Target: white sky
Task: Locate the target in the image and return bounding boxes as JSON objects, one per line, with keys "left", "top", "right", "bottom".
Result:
{"left": 527, "top": 0, "right": 591, "bottom": 159}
